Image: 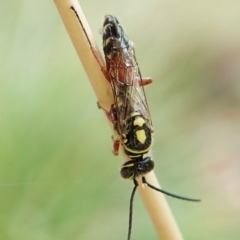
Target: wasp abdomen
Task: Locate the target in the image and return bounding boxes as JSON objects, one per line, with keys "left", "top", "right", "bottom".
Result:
{"left": 123, "top": 112, "right": 152, "bottom": 157}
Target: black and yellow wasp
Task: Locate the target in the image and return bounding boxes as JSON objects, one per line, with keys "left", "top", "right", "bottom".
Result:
{"left": 101, "top": 15, "right": 154, "bottom": 180}
{"left": 98, "top": 15, "right": 200, "bottom": 240}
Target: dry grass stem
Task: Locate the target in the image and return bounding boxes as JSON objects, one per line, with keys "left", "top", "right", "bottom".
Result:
{"left": 54, "top": 0, "right": 183, "bottom": 239}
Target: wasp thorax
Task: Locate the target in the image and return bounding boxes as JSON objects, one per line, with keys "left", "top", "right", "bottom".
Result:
{"left": 120, "top": 157, "right": 154, "bottom": 179}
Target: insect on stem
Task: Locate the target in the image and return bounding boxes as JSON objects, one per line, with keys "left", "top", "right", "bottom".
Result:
{"left": 100, "top": 14, "right": 201, "bottom": 240}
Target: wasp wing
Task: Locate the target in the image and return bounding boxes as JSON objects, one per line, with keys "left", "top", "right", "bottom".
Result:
{"left": 109, "top": 46, "right": 153, "bottom": 136}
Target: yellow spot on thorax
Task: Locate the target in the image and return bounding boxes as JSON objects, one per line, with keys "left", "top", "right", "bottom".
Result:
{"left": 104, "top": 37, "right": 111, "bottom": 47}
{"left": 136, "top": 130, "right": 146, "bottom": 144}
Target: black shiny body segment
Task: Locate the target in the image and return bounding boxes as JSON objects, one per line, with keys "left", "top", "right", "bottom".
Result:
{"left": 120, "top": 157, "right": 154, "bottom": 179}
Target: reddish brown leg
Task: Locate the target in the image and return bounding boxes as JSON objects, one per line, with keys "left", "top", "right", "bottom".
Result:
{"left": 105, "top": 110, "right": 117, "bottom": 124}
{"left": 90, "top": 46, "right": 111, "bottom": 82}
{"left": 140, "top": 77, "right": 153, "bottom": 86}
{"left": 112, "top": 136, "right": 120, "bottom": 156}
{"left": 108, "top": 104, "right": 117, "bottom": 124}
{"left": 97, "top": 102, "right": 117, "bottom": 125}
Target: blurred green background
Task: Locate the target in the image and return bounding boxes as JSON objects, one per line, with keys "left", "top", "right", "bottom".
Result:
{"left": 1, "top": 0, "right": 240, "bottom": 239}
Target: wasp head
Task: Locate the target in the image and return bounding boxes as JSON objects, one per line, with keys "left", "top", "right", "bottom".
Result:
{"left": 120, "top": 157, "right": 154, "bottom": 179}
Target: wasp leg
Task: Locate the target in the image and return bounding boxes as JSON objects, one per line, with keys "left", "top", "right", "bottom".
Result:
{"left": 107, "top": 104, "right": 118, "bottom": 124}
{"left": 121, "top": 134, "right": 127, "bottom": 144}
{"left": 106, "top": 109, "right": 117, "bottom": 124}
{"left": 150, "top": 126, "right": 154, "bottom": 134}
{"left": 90, "top": 46, "right": 111, "bottom": 82}
{"left": 98, "top": 101, "right": 119, "bottom": 155}
{"left": 96, "top": 101, "right": 102, "bottom": 109}
{"left": 111, "top": 135, "right": 120, "bottom": 156}
{"left": 100, "top": 104, "right": 117, "bottom": 125}
{"left": 97, "top": 102, "right": 117, "bottom": 125}
{"left": 140, "top": 77, "right": 153, "bottom": 86}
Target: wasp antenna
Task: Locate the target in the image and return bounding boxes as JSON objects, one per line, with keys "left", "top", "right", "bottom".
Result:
{"left": 127, "top": 179, "right": 138, "bottom": 240}
{"left": 142, "top": 177, "right": 201, "bottom": 202}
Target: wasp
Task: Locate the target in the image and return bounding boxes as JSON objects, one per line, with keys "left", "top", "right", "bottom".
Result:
{"left": 102, "top": 15, "right": 155, "bottom": 180}
{"left": 98, "top": 15, "right": 200, "bottom": 240}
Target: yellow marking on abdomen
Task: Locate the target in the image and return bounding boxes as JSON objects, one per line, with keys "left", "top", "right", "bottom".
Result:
{"left": 122, "top": 163, "right": 134, "bottom": 168}
{"left": 133, "top": 118, "right": 145, "bottom": 127}
{"left": 131, "top": 112, "right": 141, "bottom": 117}
{"left": 136, "top": 130, "right": 146, "bottom": 144}
{"left": 124, "top": 144, "right": 152, "bottom": 154}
